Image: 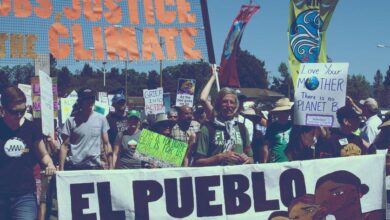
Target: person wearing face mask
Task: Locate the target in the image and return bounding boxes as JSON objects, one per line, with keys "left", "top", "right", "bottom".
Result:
{"left": 192, "top": 88, "right": 253, "bottom": 166}
{"left": 285, "top": 125, "right": 319, "bottom": 161}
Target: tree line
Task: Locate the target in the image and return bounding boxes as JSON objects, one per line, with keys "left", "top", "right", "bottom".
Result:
{"left": 1, "top": 49, "right": 390, "bottom": 108}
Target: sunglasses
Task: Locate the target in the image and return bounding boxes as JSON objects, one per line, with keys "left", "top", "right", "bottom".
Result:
{"left": 5, "top": 107, "right": 27, "bottom": 116}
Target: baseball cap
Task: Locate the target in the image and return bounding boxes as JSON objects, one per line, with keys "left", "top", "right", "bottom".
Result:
{"left": 127, "top": 109, "right": 140, "bottom": 119}
{"left": 112, "top": 93, "right": 126, "bottom": 104}
{"left": 77, "top": 88, "right": 96, "bottom": 101}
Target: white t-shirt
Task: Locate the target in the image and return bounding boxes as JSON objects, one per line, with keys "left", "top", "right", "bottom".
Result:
{"left": 362, "top": 115, "right": 382, "bottom": 145}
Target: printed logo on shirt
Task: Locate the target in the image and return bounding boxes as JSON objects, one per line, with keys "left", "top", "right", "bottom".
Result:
{"left": 4, "top": 138, "right": 28, "bottom": 157}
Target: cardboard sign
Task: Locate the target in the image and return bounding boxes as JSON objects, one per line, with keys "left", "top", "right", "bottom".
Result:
{"left": 143, "top": 88, "right": 164, "bottom": 115}
{"left": 134, "top": 129, "right": 188, "bottom": 167}
{"left": 60, "top": 97, "right": 77, "bottom": 124}
{"left": 294, "top": 63, "right": 348, "bottom": 127}
{"left": 176, "top": 78, "right": 195, "bottom": 107}
{"left": 39, "top": 70, "right": 54, "bottom": 138}
{"left": 31, "top": 76, "right": 59, "bottom": 118}
{"left": 57, "top": 155, "right": 386, "bottom": 220}
{"left": 94, "top": 101, "right": 110, "bottom": 116}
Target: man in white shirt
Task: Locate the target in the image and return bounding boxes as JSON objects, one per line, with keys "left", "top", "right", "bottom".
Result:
{"left": 360, "top": 98, "right": 382, "bottom": 145}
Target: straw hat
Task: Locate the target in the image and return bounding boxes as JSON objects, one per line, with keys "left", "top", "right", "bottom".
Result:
{"left": 271, "top": 98, "right": 293, "bottom": 112}
{"left": 152, "top": 113, "right": 176, "bottom": 130}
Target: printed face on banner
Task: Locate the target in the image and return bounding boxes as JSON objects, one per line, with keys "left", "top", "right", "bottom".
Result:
{"left": 294, "top": 63, "right": 348, "bottom": 127}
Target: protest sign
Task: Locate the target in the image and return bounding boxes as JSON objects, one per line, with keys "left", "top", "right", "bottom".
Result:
{"left": 67, "top": 90, "right": 78, "bottom": 99}
{"left": 98, "top": 92, "right": 109, "bottom": 106}
{"left": 60, "top": 97, "right": 77, "bottom": 124}
{"left": 35, "top": 54, "right": 50, "bottom": 76}
{"left": 57, "top": 154, "right": 385, "bottom": 220}
{"left": 143, "top": 88, "right": 164, "bottom": 115}
{"left": 39, "top": 70, "right": 54, "bottom": 138}
{"left": 94, "top": 101, "right": 110, "bottom": 117}
{"left": 134, "top": 129, "right": 188, "bottom": 167}
{"left": 294, "top": 63, "right": 348, "bottom": 127}
{"left": 17, "top": 84, "right": 32, "bottom": 106}
{"left": 31, "top": 76, "right": 59, "bottom": 118}
{"left": 176, "top": 78, "right": 195, "bottom": 107}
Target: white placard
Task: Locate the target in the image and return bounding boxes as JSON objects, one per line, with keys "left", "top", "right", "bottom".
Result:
{"left": 39, "top": 70, "right": 54, "bottom": 138}
{"left": 17, "top": 84, "right": 32, "bottom": 106}
{"left": 57, "top": 155, "right": 385, "bottom": 220}
{"left": 143, "top": 88, "right": 164, "bottom": 115}
{"left": 35, "top": 54, "right": 50, "bottom": 76}
{"left": 176, "top": 78, "right": 196, "bottom": 107}
{"left": 60, "top": 98, "right": 77, "bottom": 124}
{"left": 294, "top": 63, "right": 349, "bottom": 127}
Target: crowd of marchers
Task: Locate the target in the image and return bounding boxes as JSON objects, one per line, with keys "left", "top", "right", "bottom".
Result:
{"left": 1, "top": 71, "right": 390, "bottom": 220}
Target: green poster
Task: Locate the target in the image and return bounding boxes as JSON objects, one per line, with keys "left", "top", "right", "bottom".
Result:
{"left": 135, "top": 129, "right": 188, "bottom": 167}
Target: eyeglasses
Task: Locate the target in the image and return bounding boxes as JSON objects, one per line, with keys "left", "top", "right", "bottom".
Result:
{"left": 5, "top": 107, "right": 27, "bottom": 116}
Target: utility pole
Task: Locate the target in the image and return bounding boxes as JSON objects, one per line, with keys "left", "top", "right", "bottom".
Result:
{"left": 125, "top": 61, "right": 128, "bottom": 105}
{"left": 160, "top": 37, "right": 163, "bottom": 88}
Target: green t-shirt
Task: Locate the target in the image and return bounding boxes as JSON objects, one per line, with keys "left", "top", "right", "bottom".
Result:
{"left": 265, "top": 121, "right": 292, "bottom": 163}
{"left": 195, "top": 123, "right": 252, "bottom": 165}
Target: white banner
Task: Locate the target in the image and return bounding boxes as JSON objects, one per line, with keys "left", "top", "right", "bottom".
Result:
{"left": 143, "top": 88, "right": 164, "bottom": 115}
{"left": 57, "top": 155, "right": 385, "bottom": 220}
{"left": 39, "top": 70, "right": 54, "bottom": 138}
{"left": 294, "top": 63, "right": 348, "bottom": 127}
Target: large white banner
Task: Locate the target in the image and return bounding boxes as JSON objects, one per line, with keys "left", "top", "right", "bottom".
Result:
{"left": 294, "top": 63, "right": 349, "bottom": 127}
{"left": 39, "top": 70, "right": 54, "bottom": 138}
{"left": 57, "top": 155, "right": 385, "bottom": 220}
{"left": 143, "top": 88, "right": 164, "bottom": 115}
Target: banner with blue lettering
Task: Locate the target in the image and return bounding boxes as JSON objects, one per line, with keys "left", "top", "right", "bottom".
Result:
{"left": 57, "top": 155, "right": 385, "bottom": 220}
{"left": 294, "top": 63, "right": 348, "bottom": 127}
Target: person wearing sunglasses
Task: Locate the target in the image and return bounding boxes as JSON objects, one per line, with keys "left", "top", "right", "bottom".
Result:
{"left": 0, "top": 86, "right": 56, "bottom": 220}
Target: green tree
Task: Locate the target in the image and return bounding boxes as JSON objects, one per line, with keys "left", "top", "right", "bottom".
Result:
{"left": 346, "top": 75, "right": 371, "bottom": 101}
{"left": 270, "top": 62, "right": 293, "bottom": 99}
{"left": 383, "top": 66, "right": 390, "bottom": 108}
{"left": 236, "top": 49, "right": 268, "bottom": 88}
{"left": 373, "top": 70, "right": 385, "bottom": 107}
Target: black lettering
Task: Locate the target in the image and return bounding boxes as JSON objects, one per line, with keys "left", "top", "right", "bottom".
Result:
{"left": 279, "top": 169, "right": 306, "bottom": 207}
{"left": 223, "top": 174, "right": 251, "bottom": 215}
{"left": 195, "top": 175, "right": 222, "bottom": 217}
{"left": 164, "top": 177, "right": 194, "bottom": 218}
{"left": 133, "top": 180, "right": 163, "bottom": 220}
{"left": 70, "top": 183, "right": 96, "bottom": 220}
{"left": 252, "top": 172, "right": 279, "bottom": 212}
{"left": 97, "top": 182, "right": 125, "bottom": 220}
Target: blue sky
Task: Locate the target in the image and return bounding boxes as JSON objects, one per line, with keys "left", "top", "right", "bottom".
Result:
{"left": 208, "top": 0, "right": 390, "bottom": 83}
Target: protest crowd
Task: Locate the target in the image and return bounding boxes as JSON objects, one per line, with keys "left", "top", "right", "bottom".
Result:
{"left": 0, "top": 0, "right": 389, "bottom": 219}
{"left": 1, "top": 68, "right": 390, "bottom": 219}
